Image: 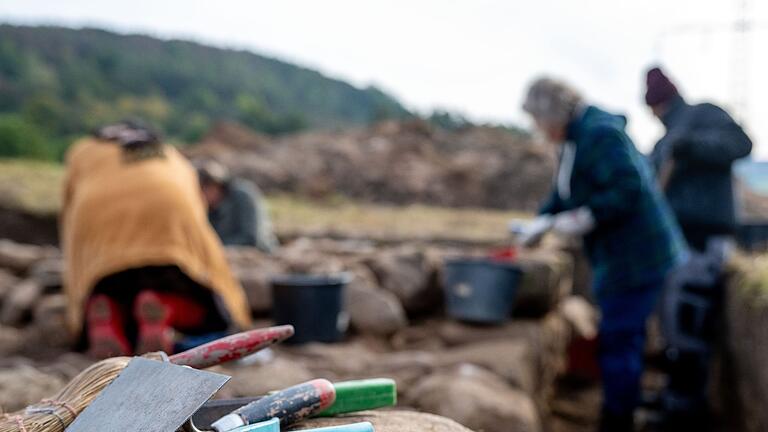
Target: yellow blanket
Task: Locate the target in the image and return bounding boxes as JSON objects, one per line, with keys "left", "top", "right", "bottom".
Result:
{"left": 61, "top": 138, "right": 252, "bottom": 335}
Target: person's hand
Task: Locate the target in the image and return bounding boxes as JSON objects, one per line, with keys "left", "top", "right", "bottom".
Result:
{"left": 552, "top": 207, "right": 595, "bottom": 237}
{"left": 512, "top": 215, "right": 553, "bottom": 248}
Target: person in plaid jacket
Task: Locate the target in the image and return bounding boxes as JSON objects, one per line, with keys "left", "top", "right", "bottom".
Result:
{"left": 521, "top": 77, "right": 687, "bottom": 432}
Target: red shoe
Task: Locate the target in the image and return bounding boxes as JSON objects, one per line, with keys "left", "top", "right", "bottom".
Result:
{"left": 134, "top": 290, "right": 175, "bottom": 355}
{"left": 86, "top": 294, "right": 132, "bottom": 359}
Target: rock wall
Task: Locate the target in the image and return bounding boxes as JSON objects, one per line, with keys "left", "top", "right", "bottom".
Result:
{"left": 0, "top": 237, "right": 585, "bottom": 432}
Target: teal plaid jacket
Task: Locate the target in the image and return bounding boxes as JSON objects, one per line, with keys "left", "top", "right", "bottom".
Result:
{"left": 540, "top": 106, "right": 687, "bottom": 299}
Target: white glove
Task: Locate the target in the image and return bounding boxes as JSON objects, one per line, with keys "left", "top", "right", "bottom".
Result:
{"left": 512, "top": 215, "right": 554, "bottom": 247}
{"left": 552, "top": 207, "right": 595, "bottom": 237}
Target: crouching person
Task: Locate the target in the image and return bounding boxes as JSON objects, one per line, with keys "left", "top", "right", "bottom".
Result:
{"left": 197, "top": 160, "right": 279, "bottom": 253}
{"left": 61, "top": 121, "right": 252, "bottom": 358}
{"left": 520, "top": 78, "right": 687, "bottom": 431}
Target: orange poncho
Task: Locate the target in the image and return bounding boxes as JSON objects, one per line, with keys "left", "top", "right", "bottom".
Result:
{"left": 61, "top": 138, "right": 251, "bottom": 335}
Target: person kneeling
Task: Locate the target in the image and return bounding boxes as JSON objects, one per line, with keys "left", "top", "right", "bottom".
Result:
{"left": 61, "top": 121, "right": 252, "bottom": 358}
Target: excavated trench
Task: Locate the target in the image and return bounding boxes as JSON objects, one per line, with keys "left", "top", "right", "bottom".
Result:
{"left": 1, "top": 230, "right": 764, "bottom": 431}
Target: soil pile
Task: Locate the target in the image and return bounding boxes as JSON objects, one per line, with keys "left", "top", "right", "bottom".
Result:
{"left": 187, "top": 120, "right": 555, "bottom": 211}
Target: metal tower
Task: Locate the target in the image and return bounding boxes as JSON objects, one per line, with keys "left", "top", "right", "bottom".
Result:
{"left": 731, "top": 0, "right": 752, "bottom": 123}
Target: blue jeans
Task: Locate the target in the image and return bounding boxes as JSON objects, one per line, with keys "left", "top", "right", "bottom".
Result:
{"left": 598, "top": 279, "right": 664, "bottom": 416}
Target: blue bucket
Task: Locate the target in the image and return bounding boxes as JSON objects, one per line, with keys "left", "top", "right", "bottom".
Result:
{"left": 443, "top": 258, "right": 521, "bottom": 324}
{"left": 271, "top": 274, "right": 350, "bottom": 344}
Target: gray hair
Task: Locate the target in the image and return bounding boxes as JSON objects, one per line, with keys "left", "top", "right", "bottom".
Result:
{"left": 522, "top": 77, "right": 583, "bottom": 127}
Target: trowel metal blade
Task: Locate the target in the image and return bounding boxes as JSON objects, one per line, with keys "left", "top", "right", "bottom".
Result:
{"left": 65, "top": 357, "right": 230, "bottom": 432}
{"left": 190, "top": 397, "right": 261, "bottom": 430}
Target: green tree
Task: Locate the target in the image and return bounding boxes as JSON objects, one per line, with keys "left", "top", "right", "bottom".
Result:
{"left": 0, "top": 24, "right": 413, "bottom": 157}
{"left": 0, "top": 114, "right": 51, "bottom": 160}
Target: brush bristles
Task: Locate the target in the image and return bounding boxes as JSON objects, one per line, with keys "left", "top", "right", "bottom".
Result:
{"left": 0, "top": 357, "right": 131, "bottom": 432}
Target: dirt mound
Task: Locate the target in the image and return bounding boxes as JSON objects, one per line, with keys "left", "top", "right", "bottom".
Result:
{"left": 188, "top": 121, "right": 273, "bottom": 157}
{"left": 187, "top": 120, "right": 555, "bottom": 210}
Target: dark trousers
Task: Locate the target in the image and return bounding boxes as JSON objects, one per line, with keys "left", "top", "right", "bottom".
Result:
{"left": 661, "top": 226, "right": 727, "bottom": 429}
{"left": 598, "top": 279, "right": 664, "bottom": 418}
{"left": 662, "top": 279, "right": 723, "bottom": 430}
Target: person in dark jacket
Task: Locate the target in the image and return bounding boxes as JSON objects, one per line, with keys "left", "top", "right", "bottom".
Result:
{"left": 647, "top": 66, "right": 752, "bottom": 250}
{"left": 646, "top": 66, "right": 752, "bottom": 430}
{"left": 521, "top": 77, "right": 687, "bottom": 432}
{"left": 197, "top": 160, "right": 279, "bottom": 253}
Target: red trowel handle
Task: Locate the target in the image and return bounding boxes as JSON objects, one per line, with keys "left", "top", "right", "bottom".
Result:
{"left": 170, "top": 325, "right": 295, "bottom": 369}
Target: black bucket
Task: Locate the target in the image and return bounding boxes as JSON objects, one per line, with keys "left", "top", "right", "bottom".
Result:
{"left": 271, "top": 274, "right": 350, "bottom": 344}
{"left": 443, "top": 258, "right": 522, "bottom": 324}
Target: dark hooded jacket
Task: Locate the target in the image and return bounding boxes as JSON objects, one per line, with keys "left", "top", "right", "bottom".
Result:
{"left": 649, "top": 96, "right": 752, "bottom": 241}
{"left": 540, "top": 106, "right": 686, "bottom": 299}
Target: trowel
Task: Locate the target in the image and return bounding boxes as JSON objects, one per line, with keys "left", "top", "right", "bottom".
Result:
{"left": 184, "top": 379, "right": 336, "bottom": 432}
{"left": 199, "top": 418, "right": 375, "bottom": 432}
{"left": 65, "top": 357, "right": 231, "bottom": 432}
{"left": 187, "top": 378, "right": 396, "bottom": 431}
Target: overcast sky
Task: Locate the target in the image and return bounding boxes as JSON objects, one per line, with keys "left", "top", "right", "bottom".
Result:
{"left": 1, "top": 0, "right": 767, "bottom": 157}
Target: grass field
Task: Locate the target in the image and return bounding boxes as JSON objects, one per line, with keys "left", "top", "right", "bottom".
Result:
{"left": 268, "top": 195, "right": 526, "bottom": 242}
{"left": 0, "top": 159, "right": 528, "bottom": 242}
{"left": 0, "top": 159, "right": 65, "bottom": 215}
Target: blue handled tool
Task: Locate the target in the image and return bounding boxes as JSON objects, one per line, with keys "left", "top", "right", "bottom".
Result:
{"left": 226, "top": 419, "right": 373, "bottom": 432}
{"left": 227, "top": 418, "right": 280, "bottom": 432}
{"left": 299, "top": 422, "right": 375, "bottom": 432}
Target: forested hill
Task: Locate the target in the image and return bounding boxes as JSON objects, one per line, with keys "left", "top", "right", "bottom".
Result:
{"left": 0, "top": 24, "right": 411, "bottom": 159}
